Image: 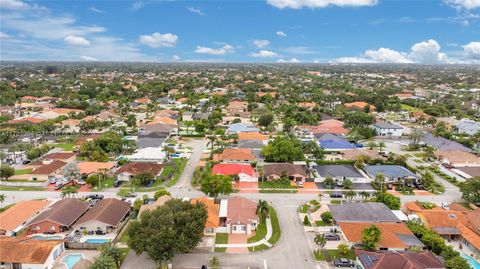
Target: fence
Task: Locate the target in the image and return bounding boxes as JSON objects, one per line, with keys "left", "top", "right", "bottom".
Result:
{"left": 65, "top": 242, "right": 100, "bottom": 250}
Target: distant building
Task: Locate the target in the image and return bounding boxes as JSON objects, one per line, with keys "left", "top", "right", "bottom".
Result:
{"left": 373, "top": 122, "right": 404, "bottom": 137}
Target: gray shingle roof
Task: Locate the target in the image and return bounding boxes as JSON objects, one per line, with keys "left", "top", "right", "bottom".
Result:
{"left": 421, "top": 133, "right": 471, "bottom": 152}
{"left": 315, "top": 164, "right": 364, "bottom": 178}
{"left": 329, "top": 202, "right": 400, "bottom": 223}
{"left": 365, "top": 165, "right": 418, "bottom": 179}
{"left": 374, "top": 122, "right": 403, "bottom": 129}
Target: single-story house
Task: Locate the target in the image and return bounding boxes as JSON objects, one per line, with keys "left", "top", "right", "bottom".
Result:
{"left": 213, "top": 148, "right": 256, "bottom": 163}
{"left": 27, "top": 198, "right": 89, "bottom": 234}
{"left": 315, "top": 164, "right": 367, "bottom": 183}
{"left": 226, "top": 123, "right": 260, "bottom": 134}
{"left": 452, "top": 166, "right": 480, "bottom": 179}
{"left": 212, "top": 163, "right": 257, "bottom": 182}
{"left": 454, "top": 120, "right": 480, "bottom": 136}
{"left": 77, "top": 161, "right": 117, "bottom": 177}
{"left": 373, "top": 122, "right": 404, "bottom": 137}
{"left": 238, "top": 132, "right": 268, "bottom": 141}
{"left": 126, "top": 147, "right": 166, "bottom": 163}
{"left": 0, "top": 237, "right": 65, "bottom": 269}
{"left": 73, "top": 198, "right": 130, "bottom": 234}
{"left": 30, "top": 160, "right": 67, "bottom": 181}
{"left": 237, "top": 140, "right": 265, "bottom": 149}
{"left": 421, "top": 133, "right": 472, "bottom": 152}
{"left": 263, "top": 163, "right": 309, "bottom": 182}
{"left": 315, "top": 133, "right": 356, "bottom": 151}
{"left": 342, "top": 149, "right": 385, "bottom": 161}
{"left": 115, "top": 162, "right": 163, "bottom": 182}
{"left": 138, "top": 195, "right": 172, "bottom": 218}
{"left": 339, "top": 222, "right": 423, "bottom": 250}
{"left": 364, "top": 165, "right": 419, "bottom": 183}
{"left": 434, "top": 150, "right": 480, "bottom": 167}
{"left": 136, "top": 137, "right": 167, "bottom": 149}
{"left": 225, "top": 196, "right": 258, "bottom": 235}
{"left": 344, "top": 101, "right": 376, "bottom": 111}
{"left": 329, "top": 202, "right": 401, "bottom": 223}
{"left": 0, "top": 200, "right": 51, "bottom": 236}
{"left": 191, "top": 197, "right": 219, "bottom": 236}
{"left": 42, "top": 152, "right": 77, "bottom": 163}
{"left": 355, "top": 250, "right": 445, "bottom": 269}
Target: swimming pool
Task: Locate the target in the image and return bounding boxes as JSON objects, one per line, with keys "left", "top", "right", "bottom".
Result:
{"left": 462, "top": 253, "right": 480, "bottom": 269}
{"left": 62, "top": 254, "right": 83, "bottom": 269}
{"left": 85, "top": 238, "right": 109, "bottom": 244}
{"left": 33, "top": 235, "right": 62, "bottom": 240}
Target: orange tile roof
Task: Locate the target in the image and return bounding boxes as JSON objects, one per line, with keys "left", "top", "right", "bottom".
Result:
{"left": 339, "top": 222, "right": 418, "bottom": 249}
{"left": 8, "top": 117, "right": 46, "bottom": 124}
{"left": 418, "top": 210, "right": 469, "bottom": 229}
{"left": 48, "top": 108, "right": 83, "bottom": 114}
{"left": 213, "top": 148, "right": 255, "bottom": 162}
{"left": 191, "top": 197, "right": 219, "bottom": 229}
{"left": 0, "top": 237, "right": 63, "bottom": 264}
{"left": 238, "top": 132, "right": 268, "bottom": 141}
{"left": 457, "top": 223, "right": 480, "bottom": 251}
{"left": 78, "top": 161, "right": 116, "bottom": 175}
{"left": 345, "top": 102, "right": 376, "bottom": 111}
{"left": 0, "top": 200, "right": 50, "bottom": 232}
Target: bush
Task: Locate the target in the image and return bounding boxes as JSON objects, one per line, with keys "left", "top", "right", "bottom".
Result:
{"left": 321, "top": 211, "right": 333, "bottom": 225}
{"left": 303, "top": 215, "right": 311, "bottom": 226}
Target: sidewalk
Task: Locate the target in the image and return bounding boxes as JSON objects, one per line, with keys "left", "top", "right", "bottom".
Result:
{"left": 215, "top": 218, "right": 273, "bottom": 248}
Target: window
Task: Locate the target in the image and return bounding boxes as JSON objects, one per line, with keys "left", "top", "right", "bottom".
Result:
{"left": 50, "top": 226, "right": 56, "bottom": 230}
{"left": 33, "top": 226, "right": 40, "bottom": 230}
{"left": 241, "top": 226, "right": 246, "bottom": 231}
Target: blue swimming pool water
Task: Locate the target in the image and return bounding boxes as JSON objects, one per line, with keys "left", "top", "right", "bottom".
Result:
{"left": 63, "top": 254, "right": 82, "bottom": 269}
{"left": 33, "top": 235, "right": 62, "bottom": 240}
{"left": 85, "top": 238, "right": 109, "bottom": 244}
{"left": 462, "top": 253, "right": 480, "bottom": 269}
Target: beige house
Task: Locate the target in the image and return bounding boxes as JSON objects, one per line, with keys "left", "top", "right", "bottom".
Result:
{"left": 73, "top": 198, "right": 130, "bottom": 234}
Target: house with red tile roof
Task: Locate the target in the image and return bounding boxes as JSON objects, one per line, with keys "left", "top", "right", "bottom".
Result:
{"left": 355, "top": 250, "right": 445, "bottom": 269}
{"left": 0, "top": 200, "right": 51, "bottom": 236}
{"left": 191, "top": 197, "right": 219, "bottom": 236}
{"left": 114, "top": 162, "right": 163, "bottom": 182}
{"left": 213, "top": 148, "right": 256, "bottom": 163}
{"left": 7, "top": 117, "right": 46, "bottom": 125}
{"left": 30, "top": 160, "right": 67, "bottom": 181}
{"left": 225, "top": 196, "right": 258, "bottom": 235}
{"left": 212, "top": 163, "right": 257, "bottom": 182}
{"left": 345, "top": 101, "right": 376, "bottom": 111}
{"left": 43, "top": 152, "right": 77, "bottom": 163}
{"left": 0, "top": 237, "right": 65, "bottom": 269}
{"left": 77, "top": 161, "right": 116, "bottom": 176}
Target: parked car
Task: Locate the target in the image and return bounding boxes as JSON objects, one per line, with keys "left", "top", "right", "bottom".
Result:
{"left": 441, "top": 202, "right": 449, "bottom": 210}
{"left": 145, "top": 180, "right": 155, "bottom": 187}
{"left": 330, "top": 192, "right": 343, "bottom": 198}
{"left": 49, "top": 177, "right": 57, "bottom": 184}
{"left": 296, "top": 181, "right": 304, "bottom": 188}
{"left": 125, "top": 192, "right": 137, "bottom": 198}
{"left": 75, "top": 179, "right": 86, "bottom": 185}
{"left": 414, "top": 182, "right": 424, "bottom": 190}
{"left": 323, "top": 233, "right": 340, "bottom": 241}
{"left": 22, "top": 160, "right": 31, "bottom": 165}
{"left": 386, "top": 183, "right": 393, "bottom": 190}
{"left": 333, "top": 258, "right": 355, "bottom": 267}
{"left": 85, "top": 194, "right": 104, "bottom": 200}
{"left": 113, "top": 181, "right": 124, "bottom": 187}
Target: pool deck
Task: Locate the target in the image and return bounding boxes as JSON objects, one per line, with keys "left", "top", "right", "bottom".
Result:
{"left": 52, "top": 250, "right": 99, "bottom": 269}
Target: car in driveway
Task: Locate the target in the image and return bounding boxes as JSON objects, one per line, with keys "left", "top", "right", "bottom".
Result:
{"left": 323, "top": 233, "right": 340, "bottom": 241}
{"left": 333, "top": 258, "right": 355, "bottom": 267}
{"left": 85, "top": 194, "right": 104, "bottom": 200}
{"left": 125, "top": 192, "right": 137, "bottom": 198}
{"left": 113, "top": 180, "right": 124, "bottom": 187}
{"left": 330, "top": 192, "right": 343, "bottom": 198}
{"left": 296, "top": 181, "right": 304, "bottom": 188}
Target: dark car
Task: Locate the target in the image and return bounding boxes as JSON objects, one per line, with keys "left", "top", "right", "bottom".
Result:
{"left": 201, "top": 266, "right": 208, "bottom": 269}
{"left": 22, "top": 160, "right": 32, "bottom": 165}
{"left": 125, "top": 192, "right": 137, "bottom": 198}
{"left": 85, "top": 194, "right": 104, "bottom": 200}
{"left": 323, "top": 233, "right": 340, "bottom": 241}
{"left": 414, "top": 182, "right": 424, "bottom": 190}
{"left": 145, "top": 180, "right": 155, "bottom": 187}
{"left": 333, "top": 258, "right": 355, "bottom": 267}
{"left": 330, "top": 192, "right": 343, "bottom": 198}
{"left": 113, "top": 181, "right": 124, "bottom": 187}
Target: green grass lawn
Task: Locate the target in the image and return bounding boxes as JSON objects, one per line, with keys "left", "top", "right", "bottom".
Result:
{"left": 259, "top": 189, "right": 298, "bottom": 193}
{"left": 214, "top": 233, "right": 228, "bottom": 252}
{"left": 248, "top": 244, "right": 270, "bottom": 252}
{"left": 299, "top": 204, "right": 309, "bottom": 213}
{"left": 248, "top": 220, "right": 267, "bottom": 244}
{"left": 259, "top": 180, "right": 297, "bottom": 189}
{"left": 165, "top": 158, "right": 188, "bottom": 187}
{"left": 14, "top": 168, "right": 32, "bottom": 175}
{"left": 401, "top": 104, "right": 422, "bottom": 112}
{"left": 0, "top": 186, "right": 45, "bottom": 191}
{"left": 53, "top": 143, "right": 75, "bottom": 151}
{"left": 314, "top": 249, "right": 356, "bottom": 261}
{"left": 119, "top": 230, "right": 129, "bottom": 244}
{"left": 267, "top": 206, "right": 280, "bottom": 245}
{"left": 315, "top": 220, "right": 330, "bottom": 226}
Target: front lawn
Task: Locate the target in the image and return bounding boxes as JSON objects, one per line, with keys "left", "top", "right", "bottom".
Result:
{"left": 314, "top": 249, "right": 356, "bottom": 261}
{"left": 14, "top": 168, "right": 32, "bottom": 175}
{"left": 214, "top": 233, "right": 228, "bottom": 252}
{"left": 0, "top": 186, "right": 45, "bottom": 191}
{"left": 53, "top": 143, "right": 75, "bottom": 151}
{"left": 259, "top": 179, "right": 297, "bottom": 189}
{"left": 248, "top": 220, "right": 267, "bottom": 244}
{"left": 165, "top": 158, "right": 188, "bottom": 187}
{"left": 267, "top": 206, "right": 280, "bottom": 245}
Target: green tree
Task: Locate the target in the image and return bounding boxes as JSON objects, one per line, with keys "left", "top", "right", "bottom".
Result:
{"left": 345, "top": 190, "right": 356, "bottom": 200}
{"left": 132, "top": 172, "right": 154, "bottom": 187}
{"left": 444, "top": 255, "right": 471, "bottom": 269}
{"left": 359, "top": 191, "right": 371, "bottom": 201}
{"left": 258, "top": 113, "right": 274, "bottom": 127}
{"left": 374, "top": 191, "right": 400, "bottom": 210}
{"left": 321, "top": 211, "right": 333, "bottom": 225}
{"left": 154, "top": 188, "right": 171, "bottom": 200}
{"left": 210, "top": 256, "right": 220, "bottom": 269}
{"left": 90, "top": 254, "right": 117, "bottom": 269}
{"left": 0, "top": 165, "right": 14, "bottom": 181}
{"left": 127, "top": 199, "right": 207, "bottom": 267}
{"left": 460, "top": 177, "right": 480, "bottom": 204}
{"left": 373, "top": 173, "right": 386, "bottom": 191}
{"left": 323, "top": 176, "right": 335, "bottom": 189}
{"left": 0, "top": 193, "right": 6, "bottom": 207}
{"left": 261, "top": 136, "right": 304, "bottom": 162}
{"left": 200, "top": 174, "right": 233, "bottom": 199}
{"left": 256, "top": 200, "right": 270, "bottom": 222}
{"left": 378, "top": 141, "right": 386, "bottom": 152}
{"left": 303, "top": 215, "right": 311, "bottom": 226}
{"left": 361, "top": 224, "right": 381, "bottom": 250}
{"left": 343, "top": 178, "right": 353, "bottom": 190}
{"left": 98, "top": 243, "right": 122, "bottom": 267}
{"left": 314, "top": 234, "right": 327, "bottom": 250}
{"left": 366, "top": 141, "right": 377, "bottom": 150}
{"left": 338, "top": 244, "right": 350, "bottom": 256}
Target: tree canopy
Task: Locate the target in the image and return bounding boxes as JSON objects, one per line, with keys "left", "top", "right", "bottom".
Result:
{"left": 261, "top": 136, "right": 304, "bottom": 162}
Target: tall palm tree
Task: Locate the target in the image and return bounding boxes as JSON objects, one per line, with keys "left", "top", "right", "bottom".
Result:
{"left": 314, "top": 233, "right": 327, "bottom": 250}
{"left": 359, "top": 191, "right": 371, "bottom": 201}
{"left": 0, "top": 193, "right": 6, "bottom": 207}
{"left": 256, "top": 200, "right": 270, "bottom": 222}
{"left": 345, "top": 190, "right": 356, "bottom": 201}
{"left": 206, "top": 134, "right": 218, "bottom": 154}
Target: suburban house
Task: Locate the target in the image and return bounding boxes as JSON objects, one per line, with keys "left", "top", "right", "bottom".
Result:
{"left": 115, "top": 162, "right": 163, "bottom": 182}
{"left": 0, "top": 200, "right": 51, "bottom": 236}
{"left": 77, "top": 161, "right": 117, "bottom": 177}
{"left": 191, "top": 197, "right": 219, "bottom": 236}
{"left": 355, "top": 250, "right": 445, "bottom": 269}
{"left": 212, "top": 163, "right": 257, "bottom": 182}
{"left": 27, "top": 198, "right": 89, "bottom": 234}
{"left": 238, "top": 132, "right": 268, "bottom": 142}
{"left": 342, "top": 149, "right": 385, "bottom": 162}
{"left": 213, "top": 148, "right": 256, "bottom": 163}
{"left": 237, "top": 140, "right": 265, "bottom": 149}
{"left": 226, "top": 123, "right": 260, "bottom": 134}
{"left": 30, "top": 160, "right": 67, "bottom": 181}
{"left": 373, "top": 122, "right": 404, "bottom": 137}
{"left": 126, "top": 147, "right": 166, "bottom": 163}
{"left": 299, "top": 119, "right": 349, "bottom": 135}
{"left": 42, "top": 152, "right": 77, "bottom": 163}
{"left": 315, "top": 164, "right": 367, "bottom": 183}
{"left": 315, "top": 133, "right": 356, "bottom": 151}
{"left": 138, "top": 195, "right": 172, "bottom": 218}
{"left": 329, "top": 202, "right": 401, "bottom": 223}
{"left": 421, "top": 133, "right": 472, "bottom": 152}
{"left": 339, "top": 222, "right": 423, "bottom": 250}
{"left": 263, "top": 163, "right": 309, "bottom": 182}
{"left": 0, "top": 237, "right": 65, "bottom": 269}
{"left": 454, "top": 119, "right": 480, "bottom": 136}
{"left": 433, "top": 150, "right": 480, "bottom": 167}
{"left": 73, "top": 198, "right": 130, "bottom": 234}
{"left": 364, "top": 165, "right": 419, "bottom": 183}
{"left": 453, "top": 166, "right": 480, "bottom": 179}
{"left": 344, "top": 101, "right": 376, "bottom": 111}
{"left": 224, "top": 196, "right": 258, "bottom": 235}
{"left": 226, "top": 101, "right": 247, "bottom": 115}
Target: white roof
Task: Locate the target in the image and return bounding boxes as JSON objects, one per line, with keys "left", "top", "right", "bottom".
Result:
{"left": 391, "top": 210, "right": 409, "bottom": 221}
{"left": 219, "top": 199, "right": 228, "bottom": 218}
{"left": 127, "top": 147, "right": 166, "bottom": 161}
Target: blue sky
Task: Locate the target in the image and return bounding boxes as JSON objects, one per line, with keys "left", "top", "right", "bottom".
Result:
{"left": 0, "top": 0, "right": 479, "bottom": 63}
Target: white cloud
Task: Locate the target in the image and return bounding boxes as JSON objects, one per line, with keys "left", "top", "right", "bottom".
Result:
{"left": 81, "top": 55, "right": 98, "bottom": 61}
{"left": 445, "top": 0, "right": 480, "bottom": 9}
{"left": 131, "top": 2, "right": 145, "bottom": 11}
{"left": 172, "top": 55, "right": 181, "bottom": 61}
{"left": 88, "top": 7, "right": 104, "bottom": 13}
{"left": 276, "top": 31, "right": 287, "bottom": 37}
{"left": 277, "top": 58, "right": 301, "bottom": 63}
{"left": 249, "top": 50, "right": 280, "bottom": 58}
{"left": 0, "top": 0, "right": 28, "bottom": 9}
{"left": 266, "top": 0, "right": 377, "bottom": 9}
{"left": 252, "top": 39, "right": 270, "bottom": 48}
{"left": 281, "top": 46, "right": 317, "bottom": 54}
{"left": 139, "top": 32, "right": 178, "bottom": 48}
{"left": 64, "top": 35, "right": 91, "bottom": 46}
{"left": 332, "top": 39, "right": 453, "bottom": 64}
{"left": 195, "top": 44, "right": 235, "bottom": 55}
{"left": 187, "top": 6, "right": 204, "bottom": 15}
{"left": 463, "top": 41, "right": 480, "bottom": 59}
{"left": 0, "top": 31, "right": 9, "bottom": 39}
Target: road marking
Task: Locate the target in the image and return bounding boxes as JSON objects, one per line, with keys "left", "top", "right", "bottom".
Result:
{"left": 263, "top": 259, "right": 267, "bottom": 269}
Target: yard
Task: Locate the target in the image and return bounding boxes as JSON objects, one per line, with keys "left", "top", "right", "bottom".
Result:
{"left": 314, "top": 248, "right": 356, "bottom": 261}
{"left": 52, "top": 143, "right": 75, "bottom": 151}
{"left": 0, "top": 186, "right": 45, "bottom": 191}
{"left": 14, "top": 168, "right": 32, "bottom": 175}
{"left": 214, "top": 233, "right": 228, "bottom": 252}
{"left": 401, "top": 104, "right": 422, "bottom": 112}
{"left": 164, "top": 158, "right": 188, "bottom": 187}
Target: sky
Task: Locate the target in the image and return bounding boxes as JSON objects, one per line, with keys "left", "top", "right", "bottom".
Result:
{"left": 0, "top": 0, "right": 479, "bottom": 63}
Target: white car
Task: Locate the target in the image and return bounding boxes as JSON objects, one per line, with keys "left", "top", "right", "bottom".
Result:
{"left": 296, "top": 181, "right": 304, "bottom": 188}
{"left": 75, "top": 179, "right": 86, "bottom": 185}
{"left": 441, "top": 202, "right": 450, "bottom": 210}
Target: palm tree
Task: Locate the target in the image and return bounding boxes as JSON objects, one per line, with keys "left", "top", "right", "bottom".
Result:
{"left": 206, "top": 134, "right": 218, "bottom": 154}
{"left": 256, "top": 200, "right": 270, "bottom": 222}
{"left": 378, "top": 141, "right": 386, "bottom": 152}
{"left": 0, "top": 193, "right": 6, "bottom": 207}
{"left": 359, "top": 191, "right": 371, "bottom": 201}
{"left": 323, "top": 176, "right": 335, "bottom": 189}
{"left": 90, "top": 254, "right": 116, "bottom": 269}
{"left": 314, "top": 233, "right": 327, "bottom": 250}
{"left": 345, "top": 190, "right": 356, "bottom": 201}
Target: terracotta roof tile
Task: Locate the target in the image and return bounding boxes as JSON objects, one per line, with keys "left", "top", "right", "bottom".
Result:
{"left": 0, "top": 200, "right": 50, "bottom": 232}
{"left": 191, "top": 197, "right": 219, "bottom": 229}
{"left": 0, "top": 237, "right": 63, "bottom": 264}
